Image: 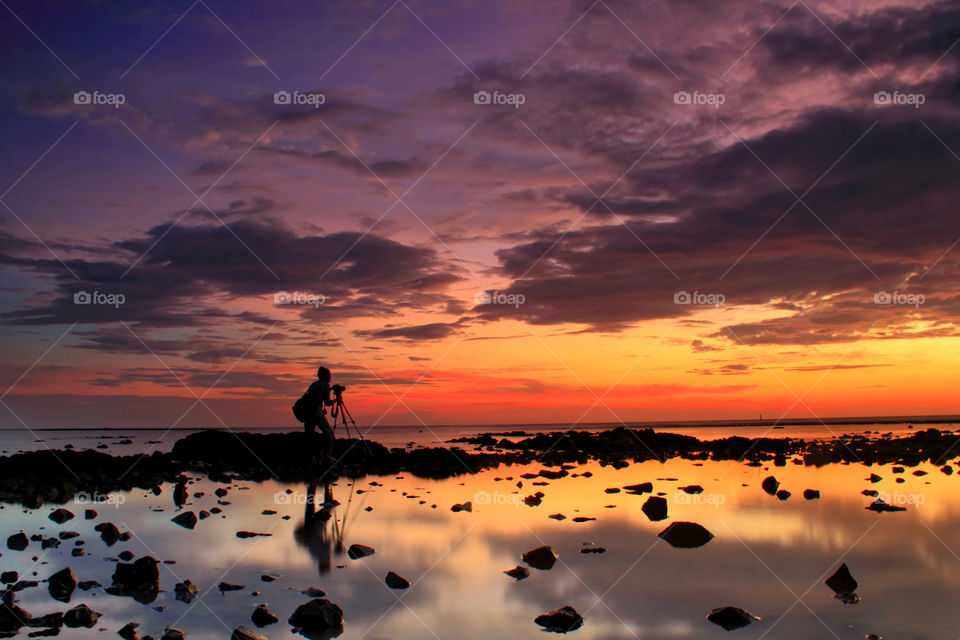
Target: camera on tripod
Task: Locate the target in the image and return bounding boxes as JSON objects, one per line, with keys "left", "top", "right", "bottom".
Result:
{"left": 331, "top": 384, "right": 347, "bottom": 397}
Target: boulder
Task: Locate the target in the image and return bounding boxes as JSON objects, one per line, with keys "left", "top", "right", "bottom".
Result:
{"left": 657, "top": 522, "right": 714, "bottom": 548}
{"left": 503, "top": 566, "right": 530, "bottom": 581}
{"left": 641, "top": 496, "right": 668, "bottom": 522}
{"left": 48, "top": 508, "right": 74, "bottom": 524}
{"left": 84, "top": 509, "right": 97, "bottom": 520}
{"left": 47, "top": 567, "right": 77, "bottom": 603}
{"left": 707, "top": 606, "right": 760, "bottom": 630}
{"left": 6, "top": 532, "right": 28, "bottom": 551}
{"left": 109, "top": 556, "right": 160, "bottom": 603}
{"left": 174, "top": 580, "right": 198, "bottom": 603}
{"left": 0, "top": 571, "right": 17, "bottom": 584}
{"left": 251, "top": 604, "right": 278, "bottom": 627}
{"left": 233, "top": 627, "right": 268, "bottom": 640}
{"left": 288, "top": 598, "right": 344, "bottom": 636}
{"left": 385, "top": 572, "right": 410, "bottom": 589}
{"left": 171, "top": 512, "right": 197, "bottom": 530}
{"left": 347, "top": 544, "right": 375, "bottom": 560}
{"left": 776, "top": 490, "right": 791, "bottom": 501}
{"left": 761, "top": 476, "right": 779, "bottom": 495}
{"left": 94, "top": 522, "right": 120, "bottom": 546}
{"left": 803, "top": 489, "right": 820, "bottom": 500}
{"left": 522, "top": 545, "right": 558, "bottom": 570}
{"left": 118, "top": 622, "right": 142, "bottom": 640}
{"left": 534, "top": 605, "right": 583, "bottom": 633}
{"left": 825, "top": 563, "right": 859, "bottom": 603}
{"left": 63, "top": 604, "right": 99, "bottom": 628}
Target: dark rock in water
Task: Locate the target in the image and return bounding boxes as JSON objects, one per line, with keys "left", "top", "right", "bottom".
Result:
{"left": 118, "top": 622, "right": 142, "bottom": 640}
{"left": 580, "top": 547, "right": 606, "bottom": 554}
{"left": 94, "top": 522, "right": 120, "bottom": 546}
{"left": 233, "top": 626, "right": 268, "bottom": 640}
{"left": 23, "top": 612, "right": 62, "bottom": 629}
{"left": 219, "top": 582, "right": 245, "bottom": 593}
{"left": 77, "top": 580, "right": 100, "bottom": 591}
{"left": 109, "top": 557, "right": 160, "bottom": 603}
{"left": 523, "top": 545, "right": 558, "bottom": 570}
{"left": 385, "top": 572, "right": 410, "bottom": 589}
{"left": 776, "top": 490, "right": 791, "bottom": 501}
{"left": 215, "top": 487, "right": 229, "bottom": 498}
{"left": 524, "top": 493, "right": 544, "bottom": 507}
{"left": 84, "top": 509, "right": 97, "bottom": 520}
{"left": 288, "top": 598, "right": 344, "bottom": 636}
{"left": 913, "top": 470, "right": 928, "bottom": 476}
{"left": 58, "top": 531, "right": 79, "bottom": 540}
{"left": 7, "top": 532, "right": 28, "bottom": 551}
{"left": 539, "top": 468, "right": 567, "bottom": 480}
{"left": 198, "top": 510, "right": 211, "bottom": 520}
{"left": 251, "top": 604, "right": 278, "bottom": 627}
{"left": 680, "top": 485, "right": 703, "bottom": 494}
{"left": 160, "top": 627, "right": 186, "bottom": 640}
{"left": 658, "top": 522, "right": 714, "bottom": 548}
{"left": 604, "top": 488, "right": 621, "bottom": 494}
{"left": 548, "top": 513, "right": 566, "bottom": 520}
{"left": 868, "top": 473, "right": 882, "bottom": 483}
{"left": 866, "top": 499, "right": 906, "bottom": 513}
{"left": 47, "top": 567, "right": 77, "bottom": 603}
{"left": 534, "top": 605, "right": 583, "bottom": 633}
{"left": 825, "top": 563, "right": 859, "bottom": 603}
{"left": 761, "top": 476, "right": 779, "bottom": 495}
{"left": 118, "top": 550, "right": 135, "bottom": 561}
{"left": 347, "top": 544, "right": 375, "bottom": 560}
{"left": 861, "top": 489, "right": 878, "bottom": 497}
{"left": 48, "top": 508, "right": 74, "bottom": 524}
{"left": 450, "top": 502, "right": 473, "bottom": 512}
{"left": 803, "top": 489, "right": 820, "bottom": 500}
{"left": 260, "top": 574, "right": 278, "bottom": 582}
{"left": 706, "top": 606, "right": 760, "bottom": 630}
{"left": 301, "top": 588, "right": 326, "bottom": 597}
{"left": 0, "top": 596, "right": 32, "bottom": 633}
{"left": 9, "top": 580, "right": 38, "bottom": 593}
{"left": 63, "top": 604, "right": 99, "bottom": 628}
{"left": 236, "top": 531, "right": 272, "bottom": 538}
{"left": 941, "top": 465, "right": 954, "bottom": 475}
{"left": 174, "top": 580, "right": 198, "bottom": 603}
{"left": 623, "top": 482, "right": 652, "bottom": 494}
{"left": 1, "top": 571, "right": 18, "bottom": 584}
{"left": 41, "top": 536, "right": 60, "bottom": 549}
{"left": 504, "top": 565, "right": 530, "bottom": 581}
{"left": 171, "top": 512, "right": 197, "bottom": 530}
{"left": 641, "top": 496, "right": 668, "bottom": 522}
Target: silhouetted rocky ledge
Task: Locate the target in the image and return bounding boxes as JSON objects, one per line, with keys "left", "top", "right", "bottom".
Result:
{"left": 0, "top": 427, "right": 956, "bottom": 507}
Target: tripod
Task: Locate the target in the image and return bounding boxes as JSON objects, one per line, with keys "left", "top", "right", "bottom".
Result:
{"left": 330, "top": 392, "right": 366, "bottom": 442}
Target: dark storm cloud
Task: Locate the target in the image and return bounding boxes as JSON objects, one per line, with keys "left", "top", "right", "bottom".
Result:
{"left": 355, "top": 322, "right": 462, "bottom": 341}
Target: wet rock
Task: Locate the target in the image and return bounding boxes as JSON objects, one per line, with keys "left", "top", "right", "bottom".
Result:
{"left": 288, "top": 598, "right": 344, "bottom": 636}
{"left": 623, "top": 482, "right": 652, "bottom": 494}
{"left": 1, "top": 571, "right": 17, "bottom": 584}
{"left": 219, "top": 582, "right": 245, "bottom": 593}
{"left": 47, "top": 567, "right": 77, "bottom": 603}
{"left": 548, "top": 513, "right": 566, "bottom": 520}
{"left": 868, "top": 473, "right": 882, "bottom": 483}
{"left": 680, "top": 485, "right": 703, "bottom": 494}
{"left": 707, "top": 606, "right": 760, "bottom": 630}
{"left": 825, "top": 563, "right": 859, "bottom": 604}
{"left": 77, "top": 580, "right": 100, "bottom": 591}
{"left": 174, "top": 580, "right": 198, "bottom": 603}
{"left": 198, "top": 510, "right": 210, "bottom": 520}
{"left": 48, "top": 508, "right": 74, "bottom": 524}
{"left": 160, "top": 627, "right": 186, "bottom": 640}
{"left": 641, "top": 496, "right": 668, "bottom": 522}
{"left": 109, "top": 557, "right": 160, "bottom": 603}
{"left": 41, "top": 536, "right": 60, "bottom": 549}
{"left": 9, "top": 580, "right": 38, "bottom": 593}
{"left": 604, "top": 488, "right": 621, "bottom": 494}
{"left": 776, "top": 490, "right": 791, "bottom": 501}
{"left": 522, "top": 545, "right": 558, "bottom": 570}
{"left": 761, "top": 476, "right": 779, "bottom": 495}
{"left": 657, "top": 522, "right": 714, "bottom": 548}
{"left": 941, "top": 465, "right": 954, "bottom": 475}
{"left": 63, "top": 604, "right": 99, "bottom": 628}
{"left": 94, "top": 522, "right": 120, "bottom": 546}
{"left": 119, "top": 622, "right": 142, "bottom": 640}
{"left": 504, "top": 566, "right": 530, "bottom": 581}
{"left": 0, "top": 596, "right": 31, "bottom": 633}
{"left": 118, "top": 550, "right": 135, "bottom": 561}
{"left": 534, "top": 605, "right": 583, "bottom": 633}
{"left": 301, "top": 588, "right": 326, "bottom": 597}
{"left": 450, "top": 502, "right": 473, "bottom": 512}
{"left": 347, "top": 544, "right": 375, "bottom": 560}
{"left": 233, "top": 626, "right": 268, "bottom": 640}
{"left": 23, "top": 612, "right": 62, "bottom": 629}
{"left": 236, "top": 531, "right": 272, "bottom": 538}
{"left": 251, "top": 604, "right": 278, "bottom": 627}
{"left": 6, "top": 532, "right": 28, "bottom": 551}
{"left": 580, "top": 547, "right": 606, "bottom": 554}
{"left": 572, "top": 516, "right": 595, "bottom": 522}
{"left": 866, "top": 499, "right": 906, "bottom": 513}
{"left": 803, "top": 489, "right": 820, "bottom": 500}
{"left": 171, "top": 512, "right": 197, "bottom": 530}
{"left": 173, "top": 478, "right": 188, "bottom": 509}
{"left": 861, "top": 489, "right": 878, "bottom": 497}
{"left": 260, "top": 574, "right": 278, "bottom": 582}
{"left": 58, "top": 531, "right": 79, "bottom": 540}
{"left": 84, "top": 509, "right": 97, "bottom": 520}
{"left": 524, "top": 492, "right": 544, "bottom": 507}
{"left": 385, "top": 572, "right": 410, "bottom": 589}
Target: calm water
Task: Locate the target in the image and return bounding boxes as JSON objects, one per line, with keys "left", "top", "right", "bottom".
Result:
{"left": 2, "top": 426, "right": 959, "bottom": 639}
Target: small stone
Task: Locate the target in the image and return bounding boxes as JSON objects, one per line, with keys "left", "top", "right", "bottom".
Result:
{"left": 171, "top": 512, "right": 197, "bottom": 530}
{"left": 385, "top": 571, "right": 410, "bottom": 589}
{"left": 347, "top": 544, "right": 375, "bottom": 559}
{"left": 707, "top": 606, "right": 760, "bottom": 630}
{"left": 522, "top": 545, "right": 558, "bottom": 570}
{"left": 63, "top": 604, "right": 99, "bottom": 628}
{"left": 251, "top": 604, "right": 278, "bottom": 627}
{"left": 534, "top": 605, "right": 583, "bottom": 632}
{"left": 504, "top": 566, "right": 530, "bottom": 581}
{"left": 48, "top": 509, "right": 74, "bottom": 524}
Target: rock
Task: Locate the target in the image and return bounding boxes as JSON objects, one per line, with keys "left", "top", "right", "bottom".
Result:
{"left": 288, "top": 598, "right": 344, "bottom": 636}
{"left": 825, "top": 563, "right": 859, "bottom": 603}
{"left": 504, "top": 566, "right": 530, "bottom": 581}
{"left": 161, "top": 627, "right": 186, "bottom": 640}
{"left": 524, "top": 493, "right": 543, "bottom": 507}
{"left": 803, "top": 489, "right": 820, "bottom": 500}
{"left": 1, "top": 571, "right": 18, "bottom": 584}
{"left": 41, "top": 536, "right": 60, "bottom": 549}
{"left": 198, "top": 510, "right": 211, "bottom": 520}
{"left": 522, "top": 545, "right": 558, "bottom": 570}
{"left": 109, "top": 557, "right": 160, "bottom": 603}
{"left": 868, "top": 473, "right": 882, "bottom": 483}
{"left": 236, "top": 531, "right": 272, "bottom": 538}
{"left": 641, "top": 496, "right": 668, "bottom": 522}
{"left": 118, "top": 550, "right": 135, "bottom": 561}
{"left": 251, "top": 604, "right": 278, "bottom": 627}
{"left": 680, "top": 485, "right": 703, "bottom": 494}
{"left": 260, "top": 574, "right": 278, "bottom": 582}
{"left": 119, "top": 622, "right": 142, "bottom": 640}
{"left": 347, "top": 544, "right": 375, "bottom": 560}
{"left": 6, "top": 532, "right": 28, "bottom": 551}
{"left": 548, "top": 513, "right": 566, "bottom": 520}
{"left": 580, "top": 547, "right": 606, "bottom": 554}
{"left": 0, "top": 596, "right": 31, "bottom": 633}
{"left": 604, "top": 488, "right": 621, "bottom": 494}
{"left": 171, "top": 512, "right": 197, "bottom": 530}
{"left": 48, "top": 508, "right": 74, "bottom": 524}
{"left": 657, "top": 522, "right": 714, "bottom": 548}
{"left": 233, "top": 626, "right": 268, "bottom": 640}
{"left": 218, "top": 582, "right": 245, "bottom": 592}
{"left": 78, "top": 580, "right": 100, "bottom": 591}
{"left": 84, "top": 509, "right": 97, "bottom": 519}
{"left": 776, "top": 489, "right": 791, "bottom": 501}
{"left": 385, "top": 572, "right": 410, "bottom": 589}
{"left": 450, "top": 502, "right": 473, "bottom": 512}
{"left": 301, "top": 588, "right": 326, "bottom": 597}
{"left": 23, "top": 611, "right": 62, "bottom": 629}
{"left": 63, "top": 604, "right": 99, "bottom": 628}
{"left": 174, "top": 580, "right": 198, "bottom": 603}
{"left": 94, "top": 522, "right": 120, "bottom": 546}
{"left": 47, "top": 567, "right": 77, "bottom": 603}
{"left": 866, "top": 499, "right": 906, "bottom": 513}
{"left": 707, "top": 606, "right": 760, "bottom": 630}
{"left": 761, "top": 476, "right": 779, "bottom": 495}
{"left": 623, "top": 482, "right": 652, "bottom": 494}
{"left": 534, "top": 605, "right": 583, "bottom": 633}
{"left": 861, "top": 489, "right": 878, "bottom": 497}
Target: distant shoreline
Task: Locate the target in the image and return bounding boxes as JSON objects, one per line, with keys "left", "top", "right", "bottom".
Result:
{"left": 6, "top": 414, "right": 960, "bottom": 431}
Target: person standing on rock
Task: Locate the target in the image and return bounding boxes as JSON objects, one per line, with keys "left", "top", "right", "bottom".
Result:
{"left": 293, "top": 366, "right": 336, "bottom": 462}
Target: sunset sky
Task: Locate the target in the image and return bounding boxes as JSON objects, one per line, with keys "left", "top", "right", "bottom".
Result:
{"left": 2, "top": 0, "right": 959, "bottom": 429}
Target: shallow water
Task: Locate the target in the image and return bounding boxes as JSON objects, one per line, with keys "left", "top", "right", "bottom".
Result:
{"left": 3, "top": 436, "right": 960, "bottom": 639}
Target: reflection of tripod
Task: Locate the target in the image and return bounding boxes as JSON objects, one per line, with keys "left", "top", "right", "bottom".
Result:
{"left": 330, "top": 392, "right": 365, "bottom": 442}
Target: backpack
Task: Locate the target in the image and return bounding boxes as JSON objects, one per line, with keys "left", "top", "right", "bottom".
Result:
{"left": 292, "top": 393, "right": 315, "bottom": 423}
